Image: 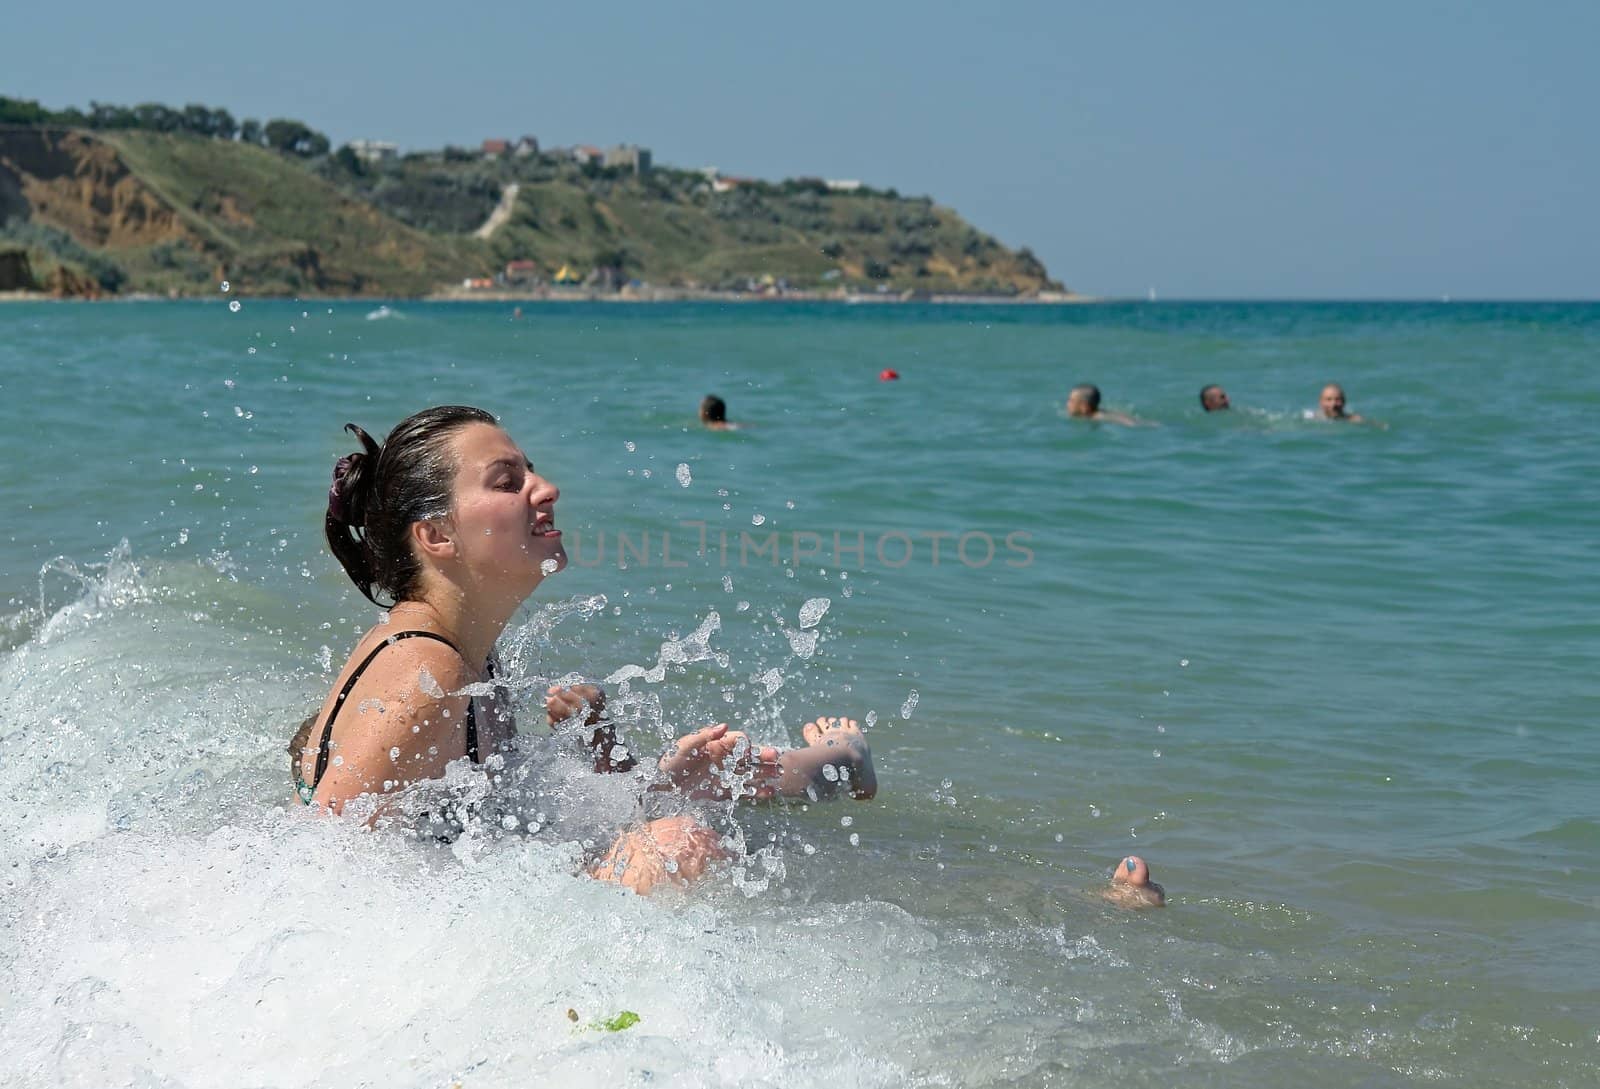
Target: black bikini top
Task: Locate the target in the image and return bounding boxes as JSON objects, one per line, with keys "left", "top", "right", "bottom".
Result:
{"left": 304, "top": 630, "right": 488, "bottom": 799}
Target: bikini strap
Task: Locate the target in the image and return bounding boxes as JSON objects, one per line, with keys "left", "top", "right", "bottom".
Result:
{"left": 310, "top": 630, "right": 466, "bottom": 794}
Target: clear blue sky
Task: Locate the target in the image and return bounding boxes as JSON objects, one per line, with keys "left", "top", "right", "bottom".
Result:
{"left": 7, "top": 1, "right": 1597, "bottom": 298}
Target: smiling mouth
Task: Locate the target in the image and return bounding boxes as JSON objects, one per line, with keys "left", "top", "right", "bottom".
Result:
{"left": 532, "top": 513, "right": 561, "bottom": 538}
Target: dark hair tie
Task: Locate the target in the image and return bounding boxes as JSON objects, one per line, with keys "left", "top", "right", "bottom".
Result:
{"left": 328, "top": 454, "right": 357, "bottom": 522}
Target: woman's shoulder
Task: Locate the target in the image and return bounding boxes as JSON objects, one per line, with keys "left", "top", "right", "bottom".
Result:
{"left": 341, "top": 626, "right": 476, "bottom": 708}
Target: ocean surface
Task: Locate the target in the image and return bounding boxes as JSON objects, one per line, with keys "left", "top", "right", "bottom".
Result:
{"left": 1, "top": 298, "right": 1596, "bottom": 1087}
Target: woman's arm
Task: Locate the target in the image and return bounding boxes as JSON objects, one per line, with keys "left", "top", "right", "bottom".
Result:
{"left": 310, "top": 644, "right": 476, "bottom": 813}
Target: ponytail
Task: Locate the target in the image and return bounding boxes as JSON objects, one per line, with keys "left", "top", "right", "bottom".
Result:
{"left": 325, "top": 423, "right": 385, "bottom": 605}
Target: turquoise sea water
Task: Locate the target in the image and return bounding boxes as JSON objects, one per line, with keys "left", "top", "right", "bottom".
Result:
{"left": 1, "top": 299, "right": 1596, "bottom": 1086}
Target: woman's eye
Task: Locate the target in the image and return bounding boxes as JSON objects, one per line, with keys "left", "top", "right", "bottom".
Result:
{"left": 497, "top": 477, "right": 520, "bottom": 491}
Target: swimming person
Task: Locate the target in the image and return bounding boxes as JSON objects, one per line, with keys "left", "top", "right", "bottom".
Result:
{"left": 1099, "top": 855, "right": 1167, "bottom": 909}
{"left": 294, "top": 405, "right": 873, "bottom": 894}
{"left": 1199, "top": 384, "right": 1231, "bottom": 412}
{"left": 1066, "top": 384, "right": 1142, "bottom": 427}
{"left": 1317, "top": 383, "right": 1364, "bottom": 422}
{"left": 700, "top": 394, "right": 738, "bottom": 430}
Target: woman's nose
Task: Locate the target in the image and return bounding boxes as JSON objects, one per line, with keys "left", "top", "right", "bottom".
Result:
{"left": 529, "top": 475, "right": 559, "bottom": 505}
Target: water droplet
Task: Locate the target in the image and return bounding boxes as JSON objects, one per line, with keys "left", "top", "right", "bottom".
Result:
{"left": 233, "top": 406, "right": 245, "bottom": 417}
{"left": 247, "top": 347, "right": 257, "bottom": 354}
{"left": 1152, "top": 749, "right": 1162, "bottom": 758}
{"left": 388, "top": 746, "right": 401, "bottom": 760}
{"left": 224, "top": 379, "right": 236, "bottom": 389}
{"left": 624, "top": 440, "right": 636, "bottom": 452}
{"left": 220, "top": 280, "right": 230, "bottom": 292}
{"left": 785, "top": 499, "right": 795, "bottom": 509}
{"left": 840, "top": 815, "right": 853, "bottom": 827}
{"left": 798, "top": 597, "right": 830, "bottom": 628}
{"left": 1089, "top": 805, "right": 1102, "bottom": 818}
{"left": 248, "top": 465, "right": 259, "bottom": 474}
{"left": 1179, "top": 658, "right": 1189, "bottom": 667}
{"left": 721, "top": 574, "right": 734, "bottom": 592}
{"left": 178, "top": 528, "right": 190, "bottom": 544}
{"left": 1054, "top": 833, "right": 1064, "bottom": 843}
{"left": 849, "top": 833, "right": 860, "bottom": 846}
{"left": 751, "top": 513, "right": 766, "bottom": 526}
{"left": 901, "top": 690, "right": 919, "bottom": 718}
{"left": 332, "top": 755, "right": 344, "bottom": 767}
{"left": 540, "top": 558, "right": 559, "bottom": 575}
{"left": 501, "top": 815, "right": 519, "bottom": 830}
{"left": 821, "top": 764, "right": 838, "bottom": 781}
{"left": 675, "top": 463, "right": 692, "bottom": 487}
{"left": 228, "top": 300, "right": 241, "bottom": 313}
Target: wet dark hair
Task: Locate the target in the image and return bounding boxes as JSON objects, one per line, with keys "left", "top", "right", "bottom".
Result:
{"left": 1199, "top": 384, "right": 1225, "bottom": 409}
{"left": 700, "top": 394, "right": 727, "bottom": 422}
{"left": 1069, "top": 384, "right": 1101, "bottom": 411}
{"left": 325, "top": 405, "right": 499, "bottom": 606}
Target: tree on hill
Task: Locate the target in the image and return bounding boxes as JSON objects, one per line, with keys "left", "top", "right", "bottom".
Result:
{"left": 183, "top": 104, "right": 238, "bottom": 140}
{"left": 0, "top": 96, "right": 52, "bottom": 125}
{"left": 263, "top": 118, "right": 330, "bottom": 157}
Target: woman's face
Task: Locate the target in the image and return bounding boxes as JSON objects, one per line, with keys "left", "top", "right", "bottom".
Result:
{"left": 443, "top": 423, "right": 565, "bottom": 594}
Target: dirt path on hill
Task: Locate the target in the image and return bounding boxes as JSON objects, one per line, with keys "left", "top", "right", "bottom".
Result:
{"left": 472, "top": 183, "right": 519, "bottom": 240}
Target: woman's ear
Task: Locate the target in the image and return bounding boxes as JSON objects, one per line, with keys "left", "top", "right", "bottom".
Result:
{"left": 412, "top": 518, "right": 457, "bottom": 560}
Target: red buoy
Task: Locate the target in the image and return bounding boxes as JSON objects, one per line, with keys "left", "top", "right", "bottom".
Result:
{"left": 879, "top": 368, "right": 900, "bottom": 381}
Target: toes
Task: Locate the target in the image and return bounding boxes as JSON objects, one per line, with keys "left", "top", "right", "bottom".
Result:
{"left": 802, "top": 721, "right": 822, "bottom": 745}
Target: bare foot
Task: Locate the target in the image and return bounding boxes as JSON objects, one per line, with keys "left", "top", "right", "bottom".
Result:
{"left": 766, "top": 716, "right": 876, "bottom": 800}
{"left": 1100, "top": 855, "right": 1166, "bottom": 909}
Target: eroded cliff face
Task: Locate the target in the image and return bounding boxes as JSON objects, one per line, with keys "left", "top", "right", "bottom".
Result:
{"left": 0, "top": 127, "right": 195, "bottom": 250}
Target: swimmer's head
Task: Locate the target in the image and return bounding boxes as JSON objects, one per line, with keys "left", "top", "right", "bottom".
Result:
{"left": 1067, "top": 384, "right": 1102, "bottom": 417}
{"left": 1112, "top": 855, "right": 1152, "bottom": 887}
{"left": 1199, "top": 384, "right": 1230, "bottom": 412}
{"left": 326, "top": 405, "right": 563, "bottom": 606}
{"left": 1319, "top": 383, "right": 1347, "bottom": 418}
{"left": 700, "top": 394, "right": 727, "bottom": 424}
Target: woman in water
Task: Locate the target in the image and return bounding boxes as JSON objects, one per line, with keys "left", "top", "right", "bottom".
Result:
{"left": 290, "top": 405, "right": 873, "bottom": 893}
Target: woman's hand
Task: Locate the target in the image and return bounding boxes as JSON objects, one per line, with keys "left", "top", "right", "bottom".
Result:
{"left": 546, "top": 683, "right": 606, "bottom": 727}
{"left": 590, "top": 815, "right": 729, "bottom": 895}
{"left": 547, "top": 683, "right": 636, "bottom": 772}
{"left": 658, "top": 723, "right": 780, "bottom": 800}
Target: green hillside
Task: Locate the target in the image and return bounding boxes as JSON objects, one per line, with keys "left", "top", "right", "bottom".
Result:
{"left": 0, "top": 122, "right": 1063, "bottom": 298}
{"left": 105, "top": 131, "right": 487, "bottom": 295}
